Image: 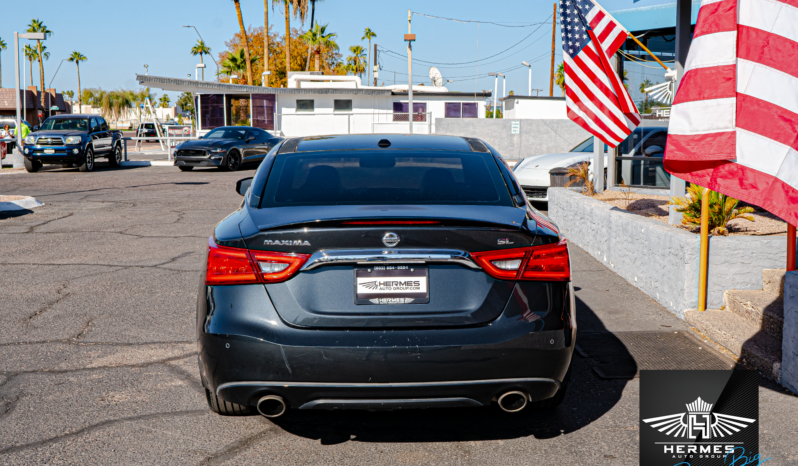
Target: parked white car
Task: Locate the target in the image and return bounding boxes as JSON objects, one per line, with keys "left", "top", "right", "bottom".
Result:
{"left": 513, "top": 126, "right": 668, "bottom": 202}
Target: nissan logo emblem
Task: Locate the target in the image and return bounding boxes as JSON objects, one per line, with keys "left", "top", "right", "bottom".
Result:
{"left": 382, "top": 232, "right": 400, "bottom": 248}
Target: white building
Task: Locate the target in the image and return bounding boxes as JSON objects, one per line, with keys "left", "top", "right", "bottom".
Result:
{"left": 136, "top": 73, "right": 490, "bottom": 137}
{"left": 501, "top": 96, "right": 567, "bottom": 120}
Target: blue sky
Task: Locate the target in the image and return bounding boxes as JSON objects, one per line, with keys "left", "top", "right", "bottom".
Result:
{"left": 1, "top": 0, "right": 673, "bottom": 103}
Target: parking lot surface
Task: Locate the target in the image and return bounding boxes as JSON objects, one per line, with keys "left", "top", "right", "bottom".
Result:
{"left": 1, "top": 164, "right": 796, "bottom": 465}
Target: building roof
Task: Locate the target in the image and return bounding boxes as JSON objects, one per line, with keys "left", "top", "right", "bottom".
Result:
{"left": 610, "top": 1, "right": 700, "bottom": 33}
{"left": 391, "top": 90, "right": 491, "bottom": 97}
{"left": 0, "top": 88, "right": 67, "bottom": 111}
{"left": 137, "top": 75, "right": 392, "bottom": 96}
{"left": 499, "top": 95, "right": 564, "bottom": 102}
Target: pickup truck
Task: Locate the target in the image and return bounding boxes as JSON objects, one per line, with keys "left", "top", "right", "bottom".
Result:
{"left": 22, "top": 114, "right": 124, "bottom": 173}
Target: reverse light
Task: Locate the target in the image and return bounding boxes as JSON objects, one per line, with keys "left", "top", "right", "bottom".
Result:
{"left": 471, "top": 240, "right": 570, "bottom": 282}
{"left": 249, "top": 250, "right": 310, "bottom": 283}
{"left": 471, "top": 248, "right": 528, "bottom": 280}
{"left": 205, "top": 237, "right": 310, "bottom": 285}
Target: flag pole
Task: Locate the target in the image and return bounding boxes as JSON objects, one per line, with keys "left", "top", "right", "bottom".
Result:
{"left": 626, "top": 33, "right": 669, "bottom": 71}
{"left": 788, "top": 224, "right": 796, "bottom": 272}
{"left": 698, "top": 188, "right": 710, "bottom": 312}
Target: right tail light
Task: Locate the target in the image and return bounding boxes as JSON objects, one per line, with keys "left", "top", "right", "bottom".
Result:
{"left": 471, "top": 239, "right": 570, "bottom": 282}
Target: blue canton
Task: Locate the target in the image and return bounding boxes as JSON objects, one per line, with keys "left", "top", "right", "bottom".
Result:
{"left": 560, "top": 0, "right": 594, "bottom": 59}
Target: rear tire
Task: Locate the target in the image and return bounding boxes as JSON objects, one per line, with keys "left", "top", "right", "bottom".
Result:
{"left": 78, "top": 148, "right": 95, "bottom": 172}
{"left": 24, "top": 157, "right": 42, "bottom": 173}
{"left": 108, "top": 144, "right": 123, "bottom": 167}
{"left": 205, "top": 388, "right": 252, "bottom": 416}
{"left": 178, "top": 166, "right": 193, "bottom": 171}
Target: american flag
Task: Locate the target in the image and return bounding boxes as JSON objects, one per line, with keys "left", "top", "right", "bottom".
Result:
{"left": 664, "top": 0, "right": 798, "bottom": 226}
{"left": 561, "top": 0, "right": 641, "bottom": 148}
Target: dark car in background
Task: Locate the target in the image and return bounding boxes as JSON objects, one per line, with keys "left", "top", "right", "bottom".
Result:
{"left": 197, "top": 134, "right": 575, "bottom": 419}
{"left": 136, "top": 122, "right": 163, "bottom": 142}
{"left": 22, "top": 115, "right": 124, "bottom": 173}
{"left": 174, "top": 126, "right": 283, "bottom": 172}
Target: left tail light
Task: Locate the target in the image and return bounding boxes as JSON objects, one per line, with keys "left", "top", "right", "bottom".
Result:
{"left": 205, "top": 238, "right": 310, "bottom": 285}
{"left": 471, "top": 239, "right": 570, "bottom": 282}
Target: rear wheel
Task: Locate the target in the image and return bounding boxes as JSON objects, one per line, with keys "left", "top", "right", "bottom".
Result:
{"left": 23, "top": 157, "right": 42, "bottom": 173}
{"left": 225, "top": 151, "right": 241, "bottom": 172}
{"left": 205, "top": 388, "right": 252, "bottom": 416}
{"left": 108, "top": 144, "right": 123, "bottom": 167}
{"left": 78, "top": 148, "right": 94, "bottom": 172}
{"left": 178, "top": 166, "right": 194, "bottom": 171}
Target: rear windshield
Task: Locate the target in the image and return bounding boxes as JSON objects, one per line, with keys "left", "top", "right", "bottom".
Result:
{"left": 261, "top": 150, "right": 513, "bottom": 207}
{"left": 40, "top": 118, "right": 89, "bottom": 131}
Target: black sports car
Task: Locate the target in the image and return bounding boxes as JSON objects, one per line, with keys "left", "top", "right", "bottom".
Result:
{"left": 174, "top": 126, "right": 283, "bottom": 171}
{"left": 197, "top": 134, "right": 575, "bottom": 418}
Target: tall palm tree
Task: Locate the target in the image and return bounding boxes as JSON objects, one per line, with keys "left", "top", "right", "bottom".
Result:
{"left": 23, "top": 45, "right": 37, "bottom": 89}
{"left": 27, "top": 19, "right": 53, "bottom": 113}
{"left": 232, "top": 0, "right": 254, "bottom": 85}
{"left": 554, "top": 62, "right": 565, "bottom": 95}
{"left": 278, "top": 0, "right": 308, "bottom": 76}
{"left": 264, "top": 0, "right": 271, "bottom": 86}
{"left": 219, "top": 48, "right": 260, "bottom": 82}
{"left": 67, "top": 51, "right": 87, "bottom": 110}
{"left": 300, "top": 23, "right": 338, "bottom": 72}
{"left": 346, "top": 45, "right": 367, "bottom": 79}
{"left": 0, "top": 38, "right": 6, "bottom": 88}
{"left": 190, "top": 40, "right": 211, "bottom": 81}
{"left": 304, "top": 0, "right": 323, "bottom": 71}
{"left": 362, "top": 28, "right": 376, "bottom": 85}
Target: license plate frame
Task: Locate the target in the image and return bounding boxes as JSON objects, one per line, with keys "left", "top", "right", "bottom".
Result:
{"left": 43, "top": 149, "right": 55, "bottom": 154}
{"left": 354, "top": 265, "right": 429, "bottom": 305}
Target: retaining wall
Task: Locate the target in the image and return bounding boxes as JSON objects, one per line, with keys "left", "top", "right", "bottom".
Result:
{"left": 784, "top": 272, "right": 798, "bottom": 394}
{"left": 548, "top": 188, "right": 786, "bottom": 318}
{"left": 434, "top": 118, "right": 589, "bottom": 161}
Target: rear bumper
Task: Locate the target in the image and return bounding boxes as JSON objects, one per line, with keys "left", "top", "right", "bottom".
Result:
{"left": 197, "top": 281, "right": 576, "bottom": 409}
{"left": 175, "top": 156, "right": 222, "bottom": 167}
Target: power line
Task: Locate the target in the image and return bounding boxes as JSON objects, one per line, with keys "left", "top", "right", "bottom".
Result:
{"left": 412, "top": 12, "right": 549, "bottom": 28}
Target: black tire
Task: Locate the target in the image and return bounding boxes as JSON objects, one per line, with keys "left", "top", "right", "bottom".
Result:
{"left": 78, "top": 148, "right": 95, "bottom": 172}
{"left": 108, "top": 144, "right": 123, "bottom": 167}
{"left": 178, "top": 166, "right": 194, "bottom": 171}
{"left": 225, "top": 151, "right": 241, "bottom": 172}
{"left": 24, "top": 157, "right": 42, "bottom": 173}
{"left": 527, "top": 365, "right": 572, "bottom": 410}
{"left": 205, "top": 388, "right": 252, "bottom": 416}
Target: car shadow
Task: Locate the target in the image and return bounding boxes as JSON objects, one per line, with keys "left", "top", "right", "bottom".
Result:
{"left": 0, "top": 208, "right": 35, "bottom": 220}
{"left": 265, "top": 295, "right": 635, "bottom": 444}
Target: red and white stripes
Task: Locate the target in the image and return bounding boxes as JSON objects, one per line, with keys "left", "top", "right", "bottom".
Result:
{"left": 665, "top": 0, "right": 798, "bottom": 225}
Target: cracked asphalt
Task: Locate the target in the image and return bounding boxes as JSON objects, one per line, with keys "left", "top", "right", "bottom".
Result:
{"left": 1, "top": 164, "right": 797, "bottom": 465}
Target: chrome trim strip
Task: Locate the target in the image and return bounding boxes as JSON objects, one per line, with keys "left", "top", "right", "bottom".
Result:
{"left": 298, "top": 397, "right": 483, "bottom": 410}
{"left": 301, "top": 248, "right": 480, "bottom": 270}
{"left": 217, "top": 377, "right": 560, "bottom": 395}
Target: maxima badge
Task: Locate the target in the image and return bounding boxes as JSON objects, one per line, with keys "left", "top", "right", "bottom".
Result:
{"left": 382, "top": 232, "right": 400, "bottom": 248}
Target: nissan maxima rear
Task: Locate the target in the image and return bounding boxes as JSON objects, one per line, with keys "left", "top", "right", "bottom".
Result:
{"left": 197, "top": 134, "right": 575, "bottom": 418}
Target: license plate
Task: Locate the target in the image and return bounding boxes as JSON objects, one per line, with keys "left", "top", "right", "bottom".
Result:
{"left": 354, "top": 266, "right": 429, "bottom": 305}
{"left": 44, "top": 149, "right": 55, "bottom": 154}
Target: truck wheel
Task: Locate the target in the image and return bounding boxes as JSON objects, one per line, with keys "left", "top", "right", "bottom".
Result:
{"left": 79, "top": 148, "right": 95, "bottom": 172}
{"left": 24, "top": 157, "right": 42, "bottom": 173}
{"left": 108, "top": 144, "right": 123, "bottom": 167}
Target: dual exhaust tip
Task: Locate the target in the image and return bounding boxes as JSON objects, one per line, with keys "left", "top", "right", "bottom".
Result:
{"left": 256, "top": 391, "right": 529, "bottom": 417}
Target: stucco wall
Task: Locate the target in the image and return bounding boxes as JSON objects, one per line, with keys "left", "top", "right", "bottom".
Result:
{"left": 549, "top": 188, "right": 787, "bottom": 318}
{"left": 434, "top": 118, "right": 589, "bottom": 160}
{"left": 783, "top": 271, "right": 798, "bottom": 394}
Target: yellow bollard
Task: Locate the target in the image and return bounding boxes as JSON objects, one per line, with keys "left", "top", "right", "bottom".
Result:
{"left": 698, "top": 187, "right": 710, "bottom": 311}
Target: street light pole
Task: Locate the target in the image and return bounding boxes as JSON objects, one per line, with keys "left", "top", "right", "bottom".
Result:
{"left": 501, "top": 74, "right": 506, "bottom": 116}
{"left": 522, "top": 61, "right": 531, "bottom": 96}
{"left": 13, "top": 31, "right": 47, "bottom": 163}
{"left": 488, "top": 72, "right": 498, "bottom": 118}
{"left": 405, "top": 10, "right": 416, "bottom": 134}
{"left": 196, "top": 63, "right": 206, "bottom": 81}
{"left": 48, "top": 58, "right": 68, "bottom": 119}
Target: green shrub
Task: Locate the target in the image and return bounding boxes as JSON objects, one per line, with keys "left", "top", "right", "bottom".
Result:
{"left": 668, "top": 185, "right": 755, "bottom": 235}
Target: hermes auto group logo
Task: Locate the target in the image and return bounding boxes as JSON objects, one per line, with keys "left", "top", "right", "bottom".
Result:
{"left": 643, "top": 396, "right": 756, "bottom": 439}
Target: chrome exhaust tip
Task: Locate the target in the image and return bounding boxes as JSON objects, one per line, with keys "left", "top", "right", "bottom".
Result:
{"left": 256, "top": 395, "right": 287, "bottom": 418}
{"left": 497, "top": 391, "right": 528, "bottom": 413}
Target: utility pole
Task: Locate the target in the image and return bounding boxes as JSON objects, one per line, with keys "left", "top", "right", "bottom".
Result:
{"left": 405, "top": 10, "right": 415, "bottom": 134}
{"left": 489, "top": 72, "right": 499, "bottom": 118}
{"left": 373, "top": 43, "right": 378, "bottom": 86}
{"left": 549, "top": 3, "right": 557, "bottom": 97}
{"left": 532, "top": 89, "right": 544, "bottom": 96}
{"left": 501, "top": 75, "right": 506, "bottom": 117}
{"left": 522, "top": 61, "right": 531, "bottom": 96}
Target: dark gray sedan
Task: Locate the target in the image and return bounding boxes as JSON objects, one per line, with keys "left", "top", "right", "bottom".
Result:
{"left": 174, "top": 126, "right": 283, "bottom": 171}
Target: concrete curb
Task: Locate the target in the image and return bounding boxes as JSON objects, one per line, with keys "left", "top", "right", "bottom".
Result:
{"left": 0, "top": 196, "right": 44, "bottom": 211}
{"left": 120, "top": 161, "right": 174, "bottom": 167}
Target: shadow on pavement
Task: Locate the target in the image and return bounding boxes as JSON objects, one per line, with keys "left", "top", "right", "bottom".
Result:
{"left": 267, "top": 295, "right": 636, "bottom": 445}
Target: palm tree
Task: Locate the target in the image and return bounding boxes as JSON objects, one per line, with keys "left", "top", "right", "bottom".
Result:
{"left": 304, "top": 0, "right": 323, "bottom": 71}
{"left": 232, "top": 0, "right": 254, "bottom": 85}
{"left": 279, "top": 0, "right": 308, "bottom": 76}
{"left": 27, "top": 19, "right": 53, "bottom": 114}
{"left": 346, "top": 45, "right": 367, "bottom": 79}
{"left": 159, "top": 95, "right": 171, "bottom": 108}
{"left": 300, "top": 23, "right": 338, "bottom": 72}
{"left": 554, "top": 62, "right": 565, "bottom": 95}
{"left": 67, "top": 51, "right": 87, "bottom": 110}
{"left": 362, "top": 28, "right": 376, "bottom": 85}
{"left": 190, "top": 40, "right": 211, "bottom": 81}
{"left": 220, "top": 48, "right": 260, "bottom": 82}
{"left": 639, "top": 78, "right": 653, "bottom": 101}
{"left": 0, "top": 38, "right": 6, "bottom": 88}
{"left": 23, "top": 45, "right": 37, "bottom": 90}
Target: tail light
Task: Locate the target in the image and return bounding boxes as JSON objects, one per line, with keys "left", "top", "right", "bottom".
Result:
{"left": 205, "top": 238, "right": 309, "bottom": 285}
{"left": 471, "top": 240, "right": 570, "bottom": 282}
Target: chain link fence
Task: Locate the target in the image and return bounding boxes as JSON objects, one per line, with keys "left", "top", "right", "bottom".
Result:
{"left": 275, "top": 113, "right": 432, "bottom": 137}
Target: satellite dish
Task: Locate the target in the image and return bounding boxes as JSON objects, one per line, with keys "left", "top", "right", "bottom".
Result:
{"left": 429, "top": 67, "right": 443, "bottom": 87}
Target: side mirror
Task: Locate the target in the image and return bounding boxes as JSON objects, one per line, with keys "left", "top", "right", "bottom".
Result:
{"left": 236, "top": 177, "right": 253, "bottom": 196}
{"left": 246, "top": 136, "right": 256, "bottom": 142}
{"left": 644, "top": 145, "right": 664, "bottom": 156}
{"left": 33, "top": 126, "right": 39, "bottom": 131}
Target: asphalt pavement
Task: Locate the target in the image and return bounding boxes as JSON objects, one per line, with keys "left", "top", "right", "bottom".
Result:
{"left": 0, "top": 164, "right": 796, "bottom": 465}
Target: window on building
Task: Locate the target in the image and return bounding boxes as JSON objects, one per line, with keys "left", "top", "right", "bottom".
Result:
{"left": 462, "top": 103, "right": 478, "bottom": 118}
{"left": 296, "top": 100, "right": 315, "bottom": 112}
{"left": 444, "top": 102, "right": 478, "bottom": 118}
{"left": 200, "top": 94, "right": 224, "bottom": 129}
{"left": 392, "top": 102, "right": 427, "bottom": 121}
{"left": 251, "top": 94, "right": 276, "bottom": 130}
{"left": 334, "top": 99, "right": 352, "bottom": 112}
